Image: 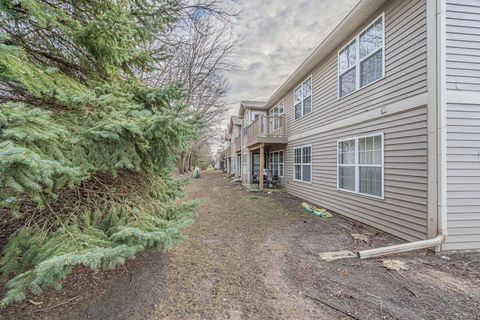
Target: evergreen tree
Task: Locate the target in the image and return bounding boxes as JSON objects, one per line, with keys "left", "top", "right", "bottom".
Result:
{"left": 0, "top": 0, "right": 201, "bottom": 307}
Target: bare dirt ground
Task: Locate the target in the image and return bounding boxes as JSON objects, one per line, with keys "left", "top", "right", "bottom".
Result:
{"left": 2, "top": 170, "right": 480, "bottom": 320}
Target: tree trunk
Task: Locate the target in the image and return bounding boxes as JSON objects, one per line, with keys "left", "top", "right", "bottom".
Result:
{"left": 181, "top": 151, "right": 190, "bottom": 174}
{"left": 178, "top": 151, "right": 187, "bottom": 174}
{"left": 188, "top": 150, "right": 193, "bottom": 170}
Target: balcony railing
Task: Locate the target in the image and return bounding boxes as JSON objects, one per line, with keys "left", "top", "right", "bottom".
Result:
{"left": 246, "top": 115, "right": 286, "bottom": 145}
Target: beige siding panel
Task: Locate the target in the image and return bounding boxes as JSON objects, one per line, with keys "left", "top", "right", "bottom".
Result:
{"left": 279, "top": 0, "right": 427, "bottom": 137}
{"left": 446, "top": 0, "right": 480, "bottom": 91}
{"left": 283, "top": 107, "right": 428, "bottom": 242}
{"left": 445, "top": 102, "right": 480, "bottom": 250}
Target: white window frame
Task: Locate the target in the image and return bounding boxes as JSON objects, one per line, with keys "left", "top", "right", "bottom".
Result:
{"left": 269, "top": 100, "right": 285, "bottom": 130}
{"left": 293, "top": 76, "right": 313, "bottom": 120}
{"left": 269, "top": 150, "right": 284, "bottom": 178}
{"left": 293, "top": 145, "right": 312, "bottom": 183}
{"left": 336, "top": 132, "right": 384, "bottom": 199}
{"left": 251, "top": 111, "right": 261, "bottom": 123}
{"left": 337, "top": 13, "right": 385, "bottom": 99}
{"left": 242, "top": 153, "right": 248, "bottom": 175}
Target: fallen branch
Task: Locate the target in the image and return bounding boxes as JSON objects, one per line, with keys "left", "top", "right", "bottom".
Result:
{"left": 304, "top": 294, "right": 361, "bottom": 320}
{"left": 464, "top": 259, "right": 480, "bottom": 267}
{"left": 125, "top": 266, "right": 134, "bottom": 288}
{"left": 34, "top": 296, "right": 79, "bottom": 313}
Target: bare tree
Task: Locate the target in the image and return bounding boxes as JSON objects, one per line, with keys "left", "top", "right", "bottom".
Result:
{"left": 146, "top": 0, "right": 239, "bottom": 173}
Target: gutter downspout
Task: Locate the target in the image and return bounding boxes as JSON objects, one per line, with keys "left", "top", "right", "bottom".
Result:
{"left": 358, "top": 0, "right": 447, "bottom": 259}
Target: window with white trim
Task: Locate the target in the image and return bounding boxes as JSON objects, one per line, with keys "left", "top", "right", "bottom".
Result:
{"left": 337, "top": 134, "right": 383, "bottom": 197}
{"left": 338, "top": 15, "right": 384, "bottom": 98}
{"left": 242, "top": 153, "right": 247, "bottom": 175}
{"left": 270, "top": 100, "right": 284, "bottom": 130}
{"left": 269, "top": 150, "right": 284, "bottom": 177}
{"left": 294, "top": 146, "right": 311, "bottom": 182}
{"left": 294, "top": 77, "right": 312, "bottom": 120}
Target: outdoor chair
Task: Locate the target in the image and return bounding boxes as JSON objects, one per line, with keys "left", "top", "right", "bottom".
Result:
{"left": 266, "top": 171, "right": 274, "bottom": 188}
{"left": 272, "top": 175, "right": 281, "bottom": 189}
{"left": 252, "top": 171, "right": 259, "bottom": 186}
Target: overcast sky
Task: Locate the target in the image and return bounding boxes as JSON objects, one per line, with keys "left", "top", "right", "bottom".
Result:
{"left": 225, "top": 0, "right": 358, "bottom": 116}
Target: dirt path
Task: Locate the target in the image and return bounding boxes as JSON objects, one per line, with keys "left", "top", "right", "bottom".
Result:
{"left": 151, "top": 170, "right": 316, "bottom": 320}
{"left": 3, "top": 170, "right": 480, "bottom": 320}
{"left": 150, "top": 170, "right": 480, "bottom": 320}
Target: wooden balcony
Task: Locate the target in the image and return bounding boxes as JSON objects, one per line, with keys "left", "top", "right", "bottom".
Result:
{"left": 246, "top": 115, "right": 287, "bottom": 148}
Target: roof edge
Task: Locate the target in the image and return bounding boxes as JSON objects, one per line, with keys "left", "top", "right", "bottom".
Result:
{"left": 264, "top": 0, "right": 388, "bottom": 109}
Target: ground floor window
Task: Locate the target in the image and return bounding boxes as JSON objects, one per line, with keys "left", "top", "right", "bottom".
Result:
{"left": 237, "top": 155, "right": 241, "bottom": 175}
{"left": 293, "top": 146, "right": 311, "bottom": 182}
{"left": 242, "top": 153, "right": 247, "bottom": 175}
{"left": 337, "top": 133, "right": 383, "bottom": 197}
{"left": 269, "top": 150, "right": 284, "bottom": 177}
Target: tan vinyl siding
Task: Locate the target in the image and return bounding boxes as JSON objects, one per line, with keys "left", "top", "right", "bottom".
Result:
{"left": 284, "top": 106, "right": 428, "bottom": 241}
{"left": 446, "top": 0, "right": 480, "bottom": 91}
{"left": 281, "top": 0, "right": 427, "bottom": 137}
{"left": 444, "top": 102, "right": 480, "bottom": 251}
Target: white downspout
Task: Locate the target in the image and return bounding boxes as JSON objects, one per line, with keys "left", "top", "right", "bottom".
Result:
{"left": 435, "top": 0, "right": 448, "bottom": 250}
{"left": 358, "top": 0, "right": 447, "bottom": 259}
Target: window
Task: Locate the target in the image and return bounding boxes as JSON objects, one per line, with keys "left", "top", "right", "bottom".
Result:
{"left": 294, "top": 77, "right": 312, "bottom": 120}
{"left": 269, "top": 150, "right": 284, "bottom": 177}
{"left": 338, "top": 15, "right": 384, "bottom": 98}
{"left": 242, "top": 153, "right": 247, "bottom": 175}
{"left": 338, "top": 139, "right": 355, "bottom": 191}
{"left": 293, "top": 146, "right": 312, "bottom": 182}
{"left": 337, "top": 133, "right": 383, "bottom": 198}
{"left": 251, "top": 111, "right": 260, "bottom": 123}
{"left": 270, "top": 100, "right": 284, "bottom": 130}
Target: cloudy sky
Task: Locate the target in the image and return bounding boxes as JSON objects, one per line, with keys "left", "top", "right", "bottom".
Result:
{"left": 225, "top": 0, "right": 358, "bottom": 116}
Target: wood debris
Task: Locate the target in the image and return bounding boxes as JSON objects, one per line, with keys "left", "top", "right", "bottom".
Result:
{"left": 350, "top": 233, "right": 370, "bottom": 242}
{"left": 319, "top": 250, "right": 357, "bottom": 262}
{"left": 383, "top": 259, "right": 409, "bottom": 271}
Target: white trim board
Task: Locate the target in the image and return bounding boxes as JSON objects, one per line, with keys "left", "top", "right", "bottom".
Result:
{"left": 446, "top": 90, "right": 480, "bottom": 105}
{"left": 288, "top": 92, "right": 428, "bottom": 142}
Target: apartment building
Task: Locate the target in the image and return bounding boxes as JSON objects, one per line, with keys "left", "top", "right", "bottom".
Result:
{"left": 223, "top": 0, "right": 480, "bottom": 251}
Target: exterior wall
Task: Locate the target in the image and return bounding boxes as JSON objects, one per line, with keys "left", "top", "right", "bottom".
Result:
{"left": 446, "top": 0, "right": 480, "bottom": 91}
{"left": 284, "top": 106, "right": 429, "bottom": 241}
{"left": 274, "top": 0, "right": 430, "bottom": 242}
{"left": 232, "top": 126, "right": 241, "bottom": 178}
{"left": 445, "top": 102, "right": 480, "bottom": 250}
{"left": 276, "top": 0, "right": 427, "bottom": 137}
{"left": 443, "top": 0, "right": 480, "bottom": 250}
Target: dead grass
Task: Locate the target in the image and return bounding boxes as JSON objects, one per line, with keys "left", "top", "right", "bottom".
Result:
{"left": 3, "top": 170, "right": 479, "bottom": 320}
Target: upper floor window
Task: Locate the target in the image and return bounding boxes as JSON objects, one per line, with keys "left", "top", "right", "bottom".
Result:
{"left": 252, "top": 111, "right": 260, "bottom": 122}
{"left": 337, "top": 133, "right": 383, "bottom": 198}
{"left": 338, "top": 15, "right": 384, "bottom": 98}
{"left": 270, "top": 100, "right": 284, "bottom": 130}
{"left": 294, "top": 77, "right": 312, "bottom": 120}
